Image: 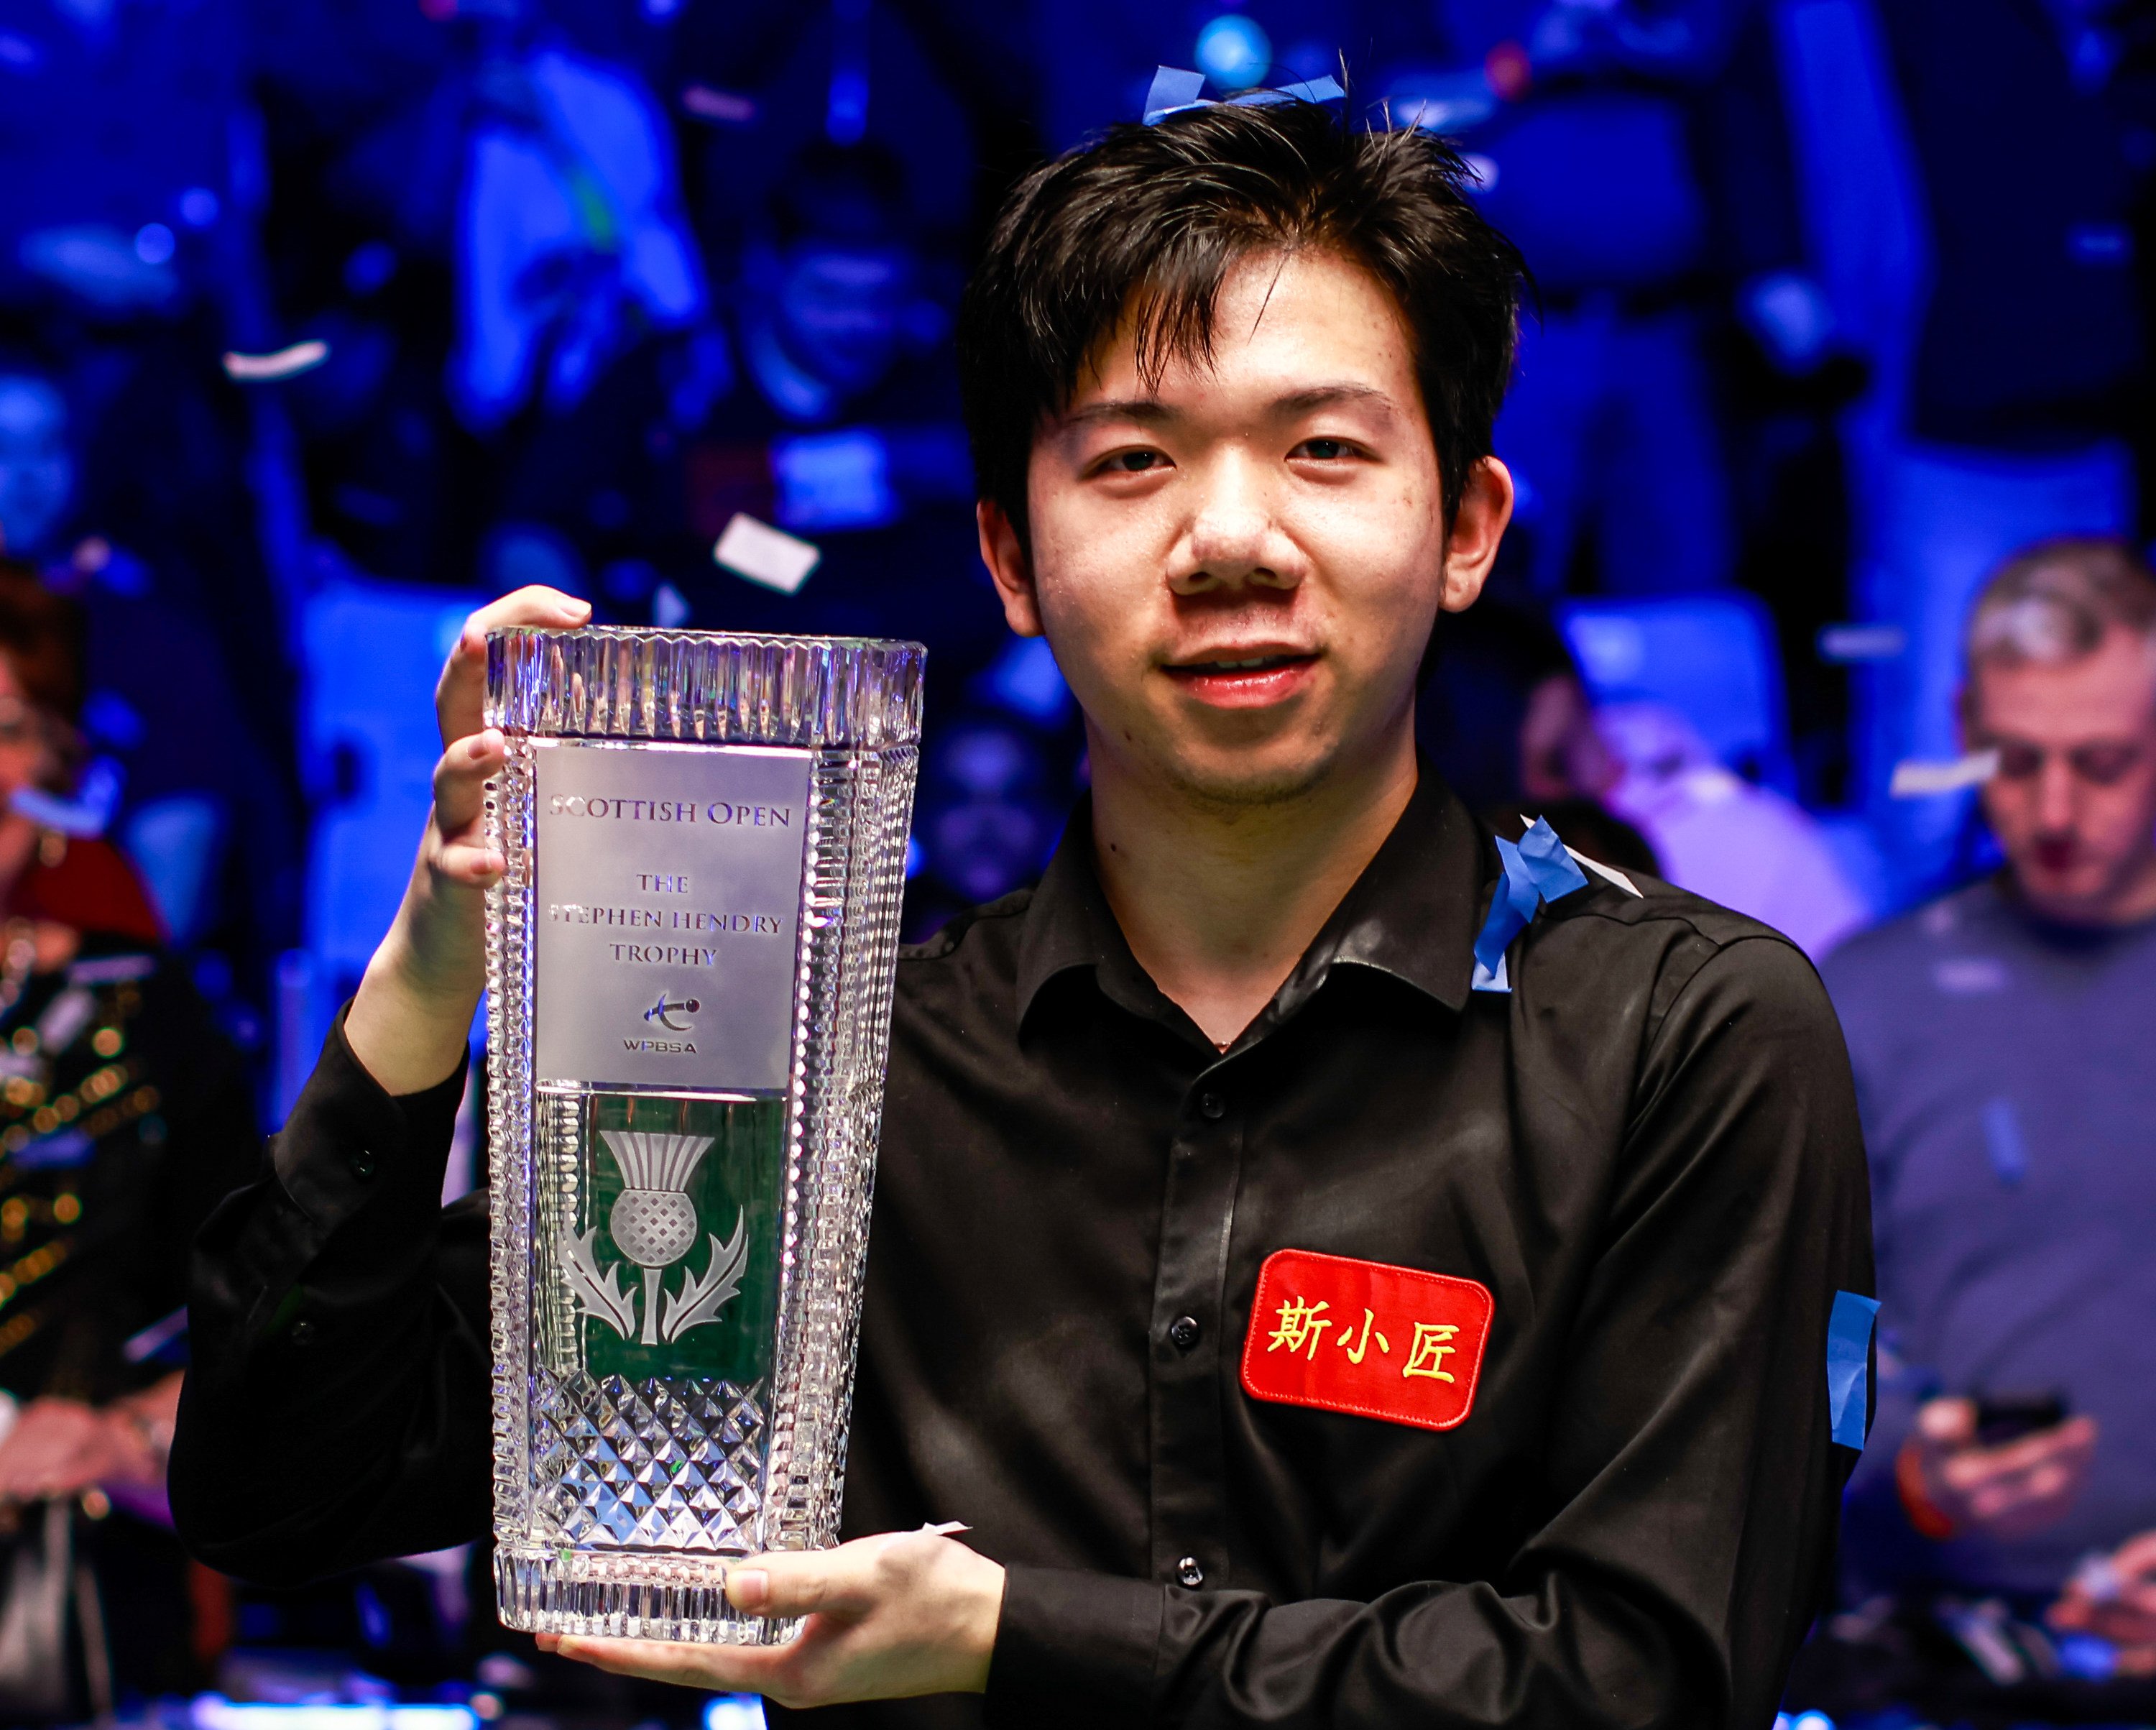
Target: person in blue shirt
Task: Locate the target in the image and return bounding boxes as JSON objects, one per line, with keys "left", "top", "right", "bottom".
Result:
{"left": 1823, "top": 536, "right": 2156, "bottom": 1685}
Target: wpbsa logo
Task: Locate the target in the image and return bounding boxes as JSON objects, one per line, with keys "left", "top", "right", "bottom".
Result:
{"left": 625, "top": 989, "right": 701, "bottom": 1055}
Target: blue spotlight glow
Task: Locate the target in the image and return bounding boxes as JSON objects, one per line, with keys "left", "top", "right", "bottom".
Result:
{"left": 1195, "top": 15, "right": 1271, "bottom": 91}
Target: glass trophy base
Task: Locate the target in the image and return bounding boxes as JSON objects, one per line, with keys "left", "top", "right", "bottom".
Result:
{"left": 494, "top": 1543, "right": 803, "bottom": 1644}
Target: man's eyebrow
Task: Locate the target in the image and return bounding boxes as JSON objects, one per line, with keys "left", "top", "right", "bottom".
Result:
{"left": 1059, "top": 384, "right": 1399, "bottom": 431}
{"left": 1269, "top": 384, "right": 1396, "bottom": 415}
{"left": 1059, "top": 397, "right": 1177, "bottom": 429}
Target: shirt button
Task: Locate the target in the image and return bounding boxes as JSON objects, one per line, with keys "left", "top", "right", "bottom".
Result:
{"left": 350, "top": 1150, "right": 378, "bottom": 1182}
{"left": 1199, "top": 1092, "right": 1226, "bottom": 1120}
{"left": 1176, "top": 1555, "right": 1204, "bottom": 1588}
{"left": 1169, "top": 1315, "right": 1201, "bottom": 1351}
{"left": 290, "top": 1320, "right": 317, "bottom": 1346}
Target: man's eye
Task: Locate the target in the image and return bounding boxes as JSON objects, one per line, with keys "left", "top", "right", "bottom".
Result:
{"left": 1294, "top": 438, "right": 1354, "bottom": 461}
{"left": 2073, "top": 745, "right": 2142, "bottom": 786}
{"left": 1099, "top": 449, "right": 1167, "bottom": 474}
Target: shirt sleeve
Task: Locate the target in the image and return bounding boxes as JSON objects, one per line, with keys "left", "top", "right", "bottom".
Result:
{"left": 984, "top": 935, "right": 1876, "bottom": 1730}
{"left": 170, "top": 1004, "right": 492, "bottom": 1585}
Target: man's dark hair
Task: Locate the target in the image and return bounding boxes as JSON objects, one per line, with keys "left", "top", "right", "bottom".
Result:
{"left": 957, "top": 99, "right": 1527, "bottom": 548}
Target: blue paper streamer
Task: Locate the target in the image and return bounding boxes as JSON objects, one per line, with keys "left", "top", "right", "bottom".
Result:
{"left": 1142, "top": 67, "right": 1207, "bottom": 124}
{"left": 1143, "top": 67, "right": 1346, "bottom": 126}
{"left": 1827, "top": 1289, "right": 1880, "bottom": 1450}
{"left": 1516, "top": 818, "right": 1590, "bottom": 902}
{"left": 1470, "top": 817, "right": 1593, "bottom": 994}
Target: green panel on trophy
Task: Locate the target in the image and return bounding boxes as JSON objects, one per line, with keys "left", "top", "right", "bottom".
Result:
{"left": 568, "top": 1093, "right": 786, "bottom": 1384}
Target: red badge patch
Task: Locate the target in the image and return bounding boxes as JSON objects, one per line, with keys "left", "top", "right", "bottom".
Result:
{"left": 1240, "top": 1248, "right": 1493, "bottom": 1432}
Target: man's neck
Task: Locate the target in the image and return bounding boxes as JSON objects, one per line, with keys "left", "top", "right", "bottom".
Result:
{"left": 1089, "top": 732, "right": 1420, "bottom": 1049}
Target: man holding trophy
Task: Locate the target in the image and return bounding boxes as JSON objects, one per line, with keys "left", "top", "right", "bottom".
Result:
{"left": 173, "top": 98, "right": 1872, "bottom": 1728}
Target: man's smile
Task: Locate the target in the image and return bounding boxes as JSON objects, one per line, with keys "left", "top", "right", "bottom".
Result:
{"left": 1160, "top": 644, "right": 1322, "bottom": 708}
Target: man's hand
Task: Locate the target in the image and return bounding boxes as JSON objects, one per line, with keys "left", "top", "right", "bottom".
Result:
{"left": 0, "top": 1397, "right": 159, "bottom": 1504}
{"left": 345, "top": 585, "right": 589, "bottom": 1096}
{"left": 2048, "top": 1529, "right": 2156, "bottom": 1675}
{"left": 1898, "top": 1397, "right": 2099, "bottom": 1542}
{"left": 537, "top": 1531, "right": 1005, "bottom": 1706}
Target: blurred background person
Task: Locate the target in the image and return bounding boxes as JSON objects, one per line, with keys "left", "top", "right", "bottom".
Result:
{"left": 0, "top": 565, "right": 257, "bottom": 1716}
{"left": 1808, "top": 537, "right": 2156, "bottom": 1717}
{"left": 1594, "top": 695, "right": 1872, "bottom": 956}
{"left": 1774, "top": 0, "right": 2154, "bottom": 899}
{"left": 1416, "top": 599, "right": 1660, "bottom": 875}
{"left": 1429, "top": 0, "right": 1755, "bottom": 600}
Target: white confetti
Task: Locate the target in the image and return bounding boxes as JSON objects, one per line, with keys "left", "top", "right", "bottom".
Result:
{"left": 1889, "top": 750, "right": 1999, "bottom": 798}
{"left": 1817, "top": 622, "right": 1908, "bottom": 663}
{"left": 714, "top": 512, "right": 821, "bottom": 596}
{"left": 918, "top": 1520, "right": 970, "bottom": 1537}
{"left": 1566, "top": 847, "right": 1642, "bottom": 897}
{"left": 221, "top": 339, "right": 331, "bottom": 382}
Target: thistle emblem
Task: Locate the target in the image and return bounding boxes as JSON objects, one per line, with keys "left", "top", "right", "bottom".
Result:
{"left": 563, "top": 1131, "right": 750, "bottom": 1347}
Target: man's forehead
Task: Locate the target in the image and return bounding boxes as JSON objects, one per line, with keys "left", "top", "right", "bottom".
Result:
{"left": 1059, "top": 250, "right": 1419, "bottom": 420}
{"left": 1973, "top": 630, "right": 2156, "bottom": 734}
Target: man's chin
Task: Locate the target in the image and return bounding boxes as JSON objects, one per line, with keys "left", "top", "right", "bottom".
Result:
{"left": 2015, "top": 863, "right": 2134, "bottom": 926}
{"left": 1154, "top": 740, "right": 1353, "bottom": 811}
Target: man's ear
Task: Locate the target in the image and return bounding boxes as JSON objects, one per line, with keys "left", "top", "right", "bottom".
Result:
{"left": 1439, "top": 456, "right": 1516, "bottom": 615}
{"left": 977, "top": 499, "right": 1044, "bottom": 638}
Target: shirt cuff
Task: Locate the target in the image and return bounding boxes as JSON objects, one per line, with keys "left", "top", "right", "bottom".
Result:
{"left": 983, "top": 1565, "right": 1163, "bottom": 1729}
{"left": 271, "top": 1001, "right": 468, "bottom": 1228}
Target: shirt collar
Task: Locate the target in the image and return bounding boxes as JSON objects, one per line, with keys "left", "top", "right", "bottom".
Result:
{"left": 1015, "top": 765, "right": 1488, "bottom": 1037}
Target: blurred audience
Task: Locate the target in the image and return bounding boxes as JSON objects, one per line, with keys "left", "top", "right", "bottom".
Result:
{"left": 1595, "top": 699, "right": 1871, "bottom": 957}
{"left": 1808, "top": 538, "right": 2156, "bottom": 1716}
{"left": 901, "top": 713, "right": 1064, "bottom": 942}
{"left": 1779, "top": 0, "right": 2154, "bottom": 893}
{"left": 0, "top": 566, "right": 257, "bottom": 1713}
{"left": 0, "top": 342, "right": 298, "bottom": 989}
{"left": 1417, "top": 600, "right": 1658, "bottom": 875}
{"left": 1434, "top": 0, "right": 1757, "bottom": 598}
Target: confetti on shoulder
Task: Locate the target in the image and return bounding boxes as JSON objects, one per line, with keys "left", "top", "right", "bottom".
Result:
{"left": 1565, "top": 847, "right": 1641, "bottom": 896}
{"left": 222, "top": 339, "right": 331, "bottom": 382}
{"left": 714, "top": 512, "right": 821, "bottom": 595}
{"left": 918, "top": 1520, "right": 970, "bottom": 1536}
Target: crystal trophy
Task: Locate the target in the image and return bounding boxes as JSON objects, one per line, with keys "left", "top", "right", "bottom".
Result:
{"left": 483, "top": 628, "right": 923, "bottom": 1641}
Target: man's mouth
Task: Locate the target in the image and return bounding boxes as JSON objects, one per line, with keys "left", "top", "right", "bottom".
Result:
{"left": 1161, "top": 648, "right": 1320, "bottom": 707}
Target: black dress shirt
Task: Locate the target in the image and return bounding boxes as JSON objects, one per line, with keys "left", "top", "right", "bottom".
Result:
{"left": 174, "top": 773, "right": 1872, "bottom": 1729}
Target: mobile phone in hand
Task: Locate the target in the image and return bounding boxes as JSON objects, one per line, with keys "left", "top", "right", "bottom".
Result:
{"left": 1973, "top": 1391, "right": 2070, "bottom": 1448}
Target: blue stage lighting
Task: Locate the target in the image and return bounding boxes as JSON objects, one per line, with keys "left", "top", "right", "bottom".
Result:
{"left": 1195, "top": 15, "right": 1271, "bottom": 92}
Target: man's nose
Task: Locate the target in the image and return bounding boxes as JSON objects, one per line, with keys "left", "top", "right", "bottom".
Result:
{"left": 1170, "top": 454, "right": 1299, "bottom": 594}
{"left": 2035, "top": 756, "right": 2081, "bottom": 832}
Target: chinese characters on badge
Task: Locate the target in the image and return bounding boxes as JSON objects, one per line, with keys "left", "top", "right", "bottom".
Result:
{"left": 1265, "top": 1298, "right": 1459, "bottom": 1383}
{"left": 1241, "top": 1248, "right": 1493, "bottom": 1432}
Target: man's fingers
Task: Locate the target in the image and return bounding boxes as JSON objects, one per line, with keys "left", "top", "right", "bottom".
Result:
{"left": 432, "top": 730, "right": 505, "bottom": 839}
{"left": 550, "top": 1634, "right": 798, "bottom": 1688}
{"left": 1917, "top": 1396, "right": 1976, "bottom": 1450}
{"left": 729, "top": 1549, "right": 862, "bottom": 1619}
{"left": 436, "top": 586, "right": 591, "bottom": 746}
{"left": 2113, "top": 1529, "right": 2156, "bottom": 1580}
{"left": 436, "top": 839, "right": 507, "bottom": 888}
{"left": 1943, "top": 1414, "right": 2099, "bottom": 1496}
